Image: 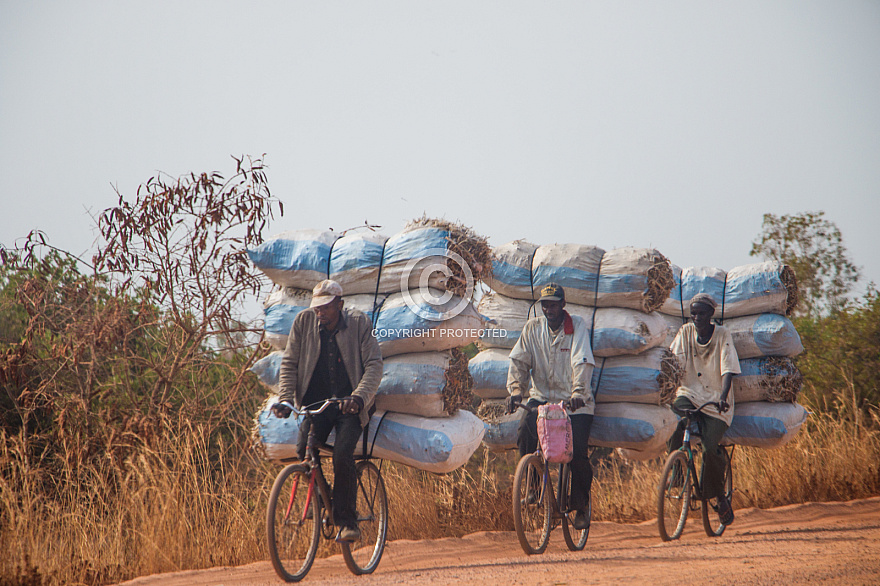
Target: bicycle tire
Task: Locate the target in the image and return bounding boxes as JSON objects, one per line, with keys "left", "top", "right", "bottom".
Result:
{"left": 657, "top": 450, "right": 691, "bottom": 541}
{"left": 340, "top": 460, "right": 388, "bottom": 575}
{"left": 267, "top": 464, "right": 321, "bottom": 582}
{"left": 701, "top": 447, "right": 733, "bottom": 537}
{"left": 560, "top": 463, "right": 590, "bottom": 551}
{"left": 512, "top": 454, "right": 551, "bottom": 555}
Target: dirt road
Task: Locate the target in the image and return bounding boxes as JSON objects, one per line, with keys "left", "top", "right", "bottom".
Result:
{"left": 119, "top": 497, "right": 880, "bottom": 585}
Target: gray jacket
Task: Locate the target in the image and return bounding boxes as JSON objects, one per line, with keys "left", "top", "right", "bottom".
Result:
{"left": 278, "top": 308, "right": 383, "bottom": 427}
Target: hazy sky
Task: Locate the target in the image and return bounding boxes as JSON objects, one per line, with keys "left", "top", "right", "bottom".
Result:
{"left": 2, "top": 1, "right": 879, "bottom": 314}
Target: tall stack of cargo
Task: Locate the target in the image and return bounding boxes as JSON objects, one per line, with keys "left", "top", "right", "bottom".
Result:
{"left": 473, "top": 240, "right": 684, "bottom": 458}
{"left": 247, "top": 219, "right": 491, "bottom": 473}
{"left": 659, "top": 262, "right": 808, "bottom": 449}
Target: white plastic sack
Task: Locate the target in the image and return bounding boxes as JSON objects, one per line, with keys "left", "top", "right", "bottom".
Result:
{"left": 592, "top": 347, "right": 677, "bottom": 405}
{"left": 256, "top": 397, "right": 485, "bottom": 473}
{"left": 478, "top": 292, "right": 668, "bottom": 358}
{"left": 722, "top": 401, "right": 808, "bottom": 448}
{"left": 480, "top": 401, "right": 524, "bottom": 452}
{"left": 733, "top": 357, "right": 803, "bottom": 403}
{"left": 660, "top": 262, "right": 796, "bottom": 319}
{"left": 469, "top": 348, "right": 512, "bottom": 400}
{"left": 724, "top": 313, "right": 804, "bottom": 359}
{"left": 374, "top": 289, "right": 483, "bottom": 357}
{"left": 328, "top": 232, "right": 388, "bottom": 294}
{"left": 262, "top": 289, "right": 384, "bottom": 350}
{"left": 247, "top": 230, "right": 340, "bottom": 289}
{"left": 374, "top": 352, "right": 452, "bottom": 418}
{"left": 590, "top": 403, "right": 679, "bottom": 454}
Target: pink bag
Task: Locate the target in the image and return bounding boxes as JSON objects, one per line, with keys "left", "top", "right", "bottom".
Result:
{"left": 537, "top": 403, "right": 573, "bottom": 463}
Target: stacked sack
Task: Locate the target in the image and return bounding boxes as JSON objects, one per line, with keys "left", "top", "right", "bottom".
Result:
{"left": 248, "top": 219, "right": 490, "bottom": 473}
{"left": 473, "top": 240, "right": 684, "bottom": 458}
{"left": 659, "top": 262, "right": 808, "bottom": 450}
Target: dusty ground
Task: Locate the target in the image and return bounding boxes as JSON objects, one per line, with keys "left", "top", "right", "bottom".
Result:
{"left": 118, "top": 497, "right": 880, "bottom": 585}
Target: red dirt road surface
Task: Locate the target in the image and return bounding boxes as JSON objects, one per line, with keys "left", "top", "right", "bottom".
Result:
{"left": 119, "top": 497, "right": 880, "bottom": 585}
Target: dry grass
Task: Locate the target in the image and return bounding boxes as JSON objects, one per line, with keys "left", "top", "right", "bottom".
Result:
{"left": 2, "top": 403, "right": 878, "bottom": 585}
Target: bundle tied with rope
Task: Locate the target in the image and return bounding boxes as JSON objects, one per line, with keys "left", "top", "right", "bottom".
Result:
{"left": 487, "top": 240, "right": 674, "bottom": 313}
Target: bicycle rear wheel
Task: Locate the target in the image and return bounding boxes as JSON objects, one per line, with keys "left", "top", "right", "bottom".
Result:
{"left": 657, "top": 451, "right": 691, "bottom": 541}
{"left": 701, "top": 447, "right": 733, "bottom": 537}
{"left": 267, "top": 464, "right": 320, "bottom": 582}
{"left": 560, "top": 463, "right": 590, "bottom": 551}
{"left": 512, "top": 454, "right": 551, "bottom": 555}
{"left": 341, "top": 460, "right": 388, "bottom": 575}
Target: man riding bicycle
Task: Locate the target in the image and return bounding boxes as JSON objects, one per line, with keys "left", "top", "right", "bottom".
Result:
{"left": 271, "top": 279, "right": 383, "bottom": 542}
{"left": 505, "top": 283, "right": 596, "bottom": 531}
{"left": 667, "top": 293, "right": 740, "bottom": 525}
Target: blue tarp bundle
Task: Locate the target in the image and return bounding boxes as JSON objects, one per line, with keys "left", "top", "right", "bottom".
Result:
{"left": 255, "top": 397, "right": 485, "bottom": 473}
{"left": 469, "top": 347, "right": 680, "bottom": 405}
{"left": 486, "top": 241, "right": 674, "bottom": 313}
{"left": 660, "top": 262, "right": 798, "bottom": 319}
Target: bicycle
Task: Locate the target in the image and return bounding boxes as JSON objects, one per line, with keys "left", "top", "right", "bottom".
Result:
{"left": 266, "top": 399, "right": 389, "bottom": 582}
{"left": 511, "top": 402, "right": 591, "bottom": 555}
{"left": 656, "top": 401, "right": 734, "bottom": 542}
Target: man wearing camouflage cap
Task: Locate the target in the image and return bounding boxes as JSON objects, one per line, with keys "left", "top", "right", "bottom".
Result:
{"left": 667, "top": 293, "right": 740, "bottom": 525}
{"left": 506, "top": 283, "right": 596, "bottom": 531}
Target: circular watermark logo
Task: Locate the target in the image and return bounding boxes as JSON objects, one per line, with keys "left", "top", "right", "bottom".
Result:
{"left": 400, "top": 248, "right": 475, "bottom": 321}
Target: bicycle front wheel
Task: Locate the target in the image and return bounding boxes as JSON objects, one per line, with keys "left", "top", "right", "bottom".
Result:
{"left": 512, "top": 454, "right": 551, "bottom": 555}
{"left": 560, "top": 463, "right": 590, "bottom": 551}
{"left": 701, "top": 447, "right": 733, "bottom": 537}
{"left": 657, "top": 451, "right": 691, "bottom": 541}
{"left": 341, "top": 460, "right": 388, "bottom": 575}
{"left": 267, "top": 464, "right": 320, "bottom": 582}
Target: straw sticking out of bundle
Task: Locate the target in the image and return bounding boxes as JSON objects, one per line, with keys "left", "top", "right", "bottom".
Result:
{"left": 659, "top": 348, "right": 685, "bottom": 405}
{"left": 781, "top": 265, "right": 799, "bottom": 316}
{"left": 476, "top": 398, "right": 507, "bottom": 423}
{"left": 759, "top": 356, "right": 803, "bottom": 402}
{"left": 443, "top": 348, "right": 476, "bottom": 414}
{"left": 406, "top": 216, "right": 494, "bottom": 298}
{"left": 645, "top": 252, "right": 676, "bottom": 313}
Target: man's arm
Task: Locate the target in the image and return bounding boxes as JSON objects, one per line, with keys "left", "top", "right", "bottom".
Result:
{"left": 719, "top": 372, "right": 734, "bottom": 412}
{"left": 568, "top": 318, "right": 595, "bottom": 410}
{"left": 349, "top": 315, "right": 383, "bottom": 411}
{"left": 278, "top": 313, "right": 303, "bottom": 406}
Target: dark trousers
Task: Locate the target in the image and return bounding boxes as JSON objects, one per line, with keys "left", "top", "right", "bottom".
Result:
{"left": 296, "top": 405, "right": 362, "bottom": 529}
{"left": 517, "top": 399, "right": 594, "bottom": 512}
{"left": 667, "top": 396, "right": 729, "bottom": 500}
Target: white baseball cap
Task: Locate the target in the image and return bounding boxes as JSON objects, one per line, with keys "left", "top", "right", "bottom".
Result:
{"left": 310, "top": 279, "right": 343, "bottom": 308}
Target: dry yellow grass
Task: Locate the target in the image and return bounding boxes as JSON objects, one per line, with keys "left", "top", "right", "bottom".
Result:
{"left": 1, "top": 406, "right": 878, "bottom": 585}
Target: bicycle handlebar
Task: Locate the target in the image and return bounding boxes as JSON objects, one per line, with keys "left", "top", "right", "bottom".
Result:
{"left": 514, "top": 400, "right": 575, "bottom": 414}
{"left": 272, "top": 398, "right": 343, "bottom": 418}
{"left": 680, "top": 401, "right": 725, "bottom": 416}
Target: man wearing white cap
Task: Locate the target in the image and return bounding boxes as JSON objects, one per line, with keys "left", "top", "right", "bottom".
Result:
{"left": 505, "top": 283, "right": 596, "bottom": 531}
{"left": 667, "top": 293, "right": 740, "bottom": 526}
{"left": 272, "top": 279, "right": 383, "bottom": 542}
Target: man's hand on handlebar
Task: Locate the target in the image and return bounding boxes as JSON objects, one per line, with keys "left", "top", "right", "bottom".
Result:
{"left": 568, "top": 396, "right": 586, "bottom": 412}
{"left": 271, "top": 402, "right": 293, "bottom": 419}
{"left": 341, "top": 396, "right": 363, "bottom": 415}
{"left": 506, "top": 394, "right": 522, "bottom": 414}
{"left": 718, "top": 400, "right": 730, "bottom": 413}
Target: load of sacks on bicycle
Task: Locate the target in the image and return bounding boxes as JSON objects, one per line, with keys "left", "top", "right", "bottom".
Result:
{"left": 248, "top": 218, "right": 806, "bottom": 556}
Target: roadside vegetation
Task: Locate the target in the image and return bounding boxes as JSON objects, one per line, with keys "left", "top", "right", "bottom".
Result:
{"left": 1, "top": 170, "right": 877, "bottom": 586}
